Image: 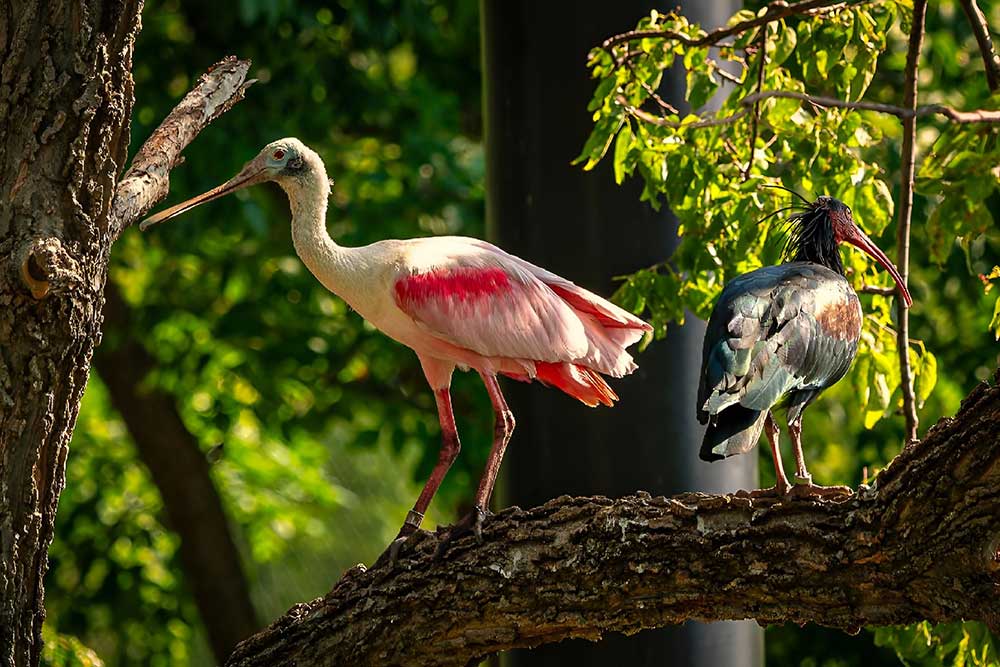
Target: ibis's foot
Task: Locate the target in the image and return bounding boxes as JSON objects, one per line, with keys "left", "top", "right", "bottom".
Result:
{"left": 374, "top": 510, "right": 426, "bottom": 568}
{"left": 749, "top": 481, "right": 791, "bottom": 498}
{"left": 750, "top": 473, "right": 792, "bottom": 498}
{"left": 789, "top": 481, "right": 853, "bottom": 499}
{"left": 434, "top": 506, "right": 490, "bottom": 558}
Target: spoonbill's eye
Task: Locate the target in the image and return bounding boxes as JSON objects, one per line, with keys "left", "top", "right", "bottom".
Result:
{"left": 273, "top": 149, "right": 286, "bottom": 160}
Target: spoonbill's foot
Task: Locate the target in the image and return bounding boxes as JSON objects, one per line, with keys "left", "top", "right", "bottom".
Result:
{"left": 435, "top": 506, "right": 490, "bottom": 558}
{"left": 374, "top": 510, "right": 426, "bottom": 568}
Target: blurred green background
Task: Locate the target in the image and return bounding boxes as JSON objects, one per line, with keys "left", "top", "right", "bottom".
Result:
{"left": 43, "top": 1, "right": 998, "bottom": 666}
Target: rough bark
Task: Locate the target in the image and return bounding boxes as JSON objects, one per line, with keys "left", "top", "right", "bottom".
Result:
{"left": 0, "top": 1, "right": 251, "bottom": 661}
{"left": 0, "top": 2, "right": 141, "bottom": 664}
{"left": 95, "top": 283, "right": 260, "bottom": 663}
{"left": 226, "top": 374, "right": 1000, "bottom": 667}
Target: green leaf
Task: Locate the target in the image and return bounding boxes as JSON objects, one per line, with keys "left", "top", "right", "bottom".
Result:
{"left": 914, "top": 349, "right": 937, "bottom": 408}
{"left": 771, "top": 22, "right": 797, "bottom": 66}
{"left": 574, "top": 113, "right": 624, "bottom": 169}
{"left": 875, "top": 622, "right": 999, "bottom": 667}
{"left": 42, "top": 626, "right": 105, "bottom": 667}
{"left": 686, "top": 68, "right": 718, "bottom": 110}
{"left": 613, "top": 121, "right": 635, "bottom": 184}
{"left": 992, "top": 296, "right": 1000, "bottom": 340}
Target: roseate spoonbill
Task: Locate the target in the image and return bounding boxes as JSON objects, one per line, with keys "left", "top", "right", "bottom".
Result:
{"left": 697, "top": 193, "right": 912, "bottom": 496}
{"left": 141, "top": 138, "right": 651, "bottom": 559}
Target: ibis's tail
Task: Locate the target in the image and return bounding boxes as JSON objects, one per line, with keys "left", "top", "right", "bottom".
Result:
{"left": 700, "top": 404, "right": 767, "bottom": 461}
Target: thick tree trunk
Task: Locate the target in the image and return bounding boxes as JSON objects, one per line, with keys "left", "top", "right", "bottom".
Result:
{"left": 226, "top": 373, "right": 1000, "bottom": 667}
{"left": 95, "top": 284, "right": 261, "bottom": 663}
{"left": 0, "top": 1, "right": 141, "bottom": 663}
{"left": 0, "top": 1, "right": 251, "bottom": 661}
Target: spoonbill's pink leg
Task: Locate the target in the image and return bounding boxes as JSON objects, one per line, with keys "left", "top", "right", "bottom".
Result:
{"left": 384, "top": 387, "right": 460, "bottom": 563}
{"left": 437, "top": 373, "right": 515, "bottom": 557}
{"left": 473, "top": 372, "right": 515, "bottom": 515}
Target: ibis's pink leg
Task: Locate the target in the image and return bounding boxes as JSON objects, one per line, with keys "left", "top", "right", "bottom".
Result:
{"left": 760, "top": 411, "right": 791, "bottom": 496}
{"left": 787, "top": 414, "right": 851, "bottom": 498}
{"left": 788, "top": 416, "right": 811, "bottom": 483}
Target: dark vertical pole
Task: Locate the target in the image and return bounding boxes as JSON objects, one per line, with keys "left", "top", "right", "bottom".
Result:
{"left": 482, "top": 2, "right": 764, "bottom": 665}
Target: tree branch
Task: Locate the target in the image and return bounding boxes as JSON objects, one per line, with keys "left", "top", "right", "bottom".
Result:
{"left": 616, "top": 94, "right": 751, "bottom": 129}
{"left": 601, "top": 0, "right": 867, "bottom": 52}
{"left": 225, "top": 374, "right": 1000, "bottom": 667}
{"left": 110, "top": 56, "right": 254, "bottom": 239}
{"left": 896, "top": 0, "right": 927, "bottom": 443}
{"left": 859, "top": 284, "right": 896, "bottom": 296}
{"left": 739, "top": 90, "right": 1000, "bottom": 123}
{"left": 743, "top": 35, "right": 767, "bottom": 181}
{"left": 959, "top": 0, "right": 1000, "bottom": 93}
{"left": 618, "top": 90, "right": 1000, "bottom": 131}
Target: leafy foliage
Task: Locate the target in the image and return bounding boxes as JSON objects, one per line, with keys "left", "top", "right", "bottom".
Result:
{"left": 47, "top": 379, "right": 194, "bottom": 666}
{"left": 875, "top": 622, "right": 999, "bottom": 667}
{"left": 578, "top": 1, "right": 934, "bottom": 431}
{"left": 919, "top": 117, "right": 1000, "bottom": 264}
{"left": 42, "top": 626, "right": 106, "bottom": 667}
{"left": 582, "top": 1, "right": 999, "bottom": 665}
{"left": 985, "top": 266, "right": 1000, "bottom": 339}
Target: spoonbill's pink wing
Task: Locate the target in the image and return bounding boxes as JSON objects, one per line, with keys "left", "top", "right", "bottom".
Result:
{"left": 393, "top": 254, "right": 590, "bottom": 364}
{"left": 464, "top": 239, "right": 651, "bottom": 334}
{"left": 393, "top": 239, "right": 651, "bottom": 378}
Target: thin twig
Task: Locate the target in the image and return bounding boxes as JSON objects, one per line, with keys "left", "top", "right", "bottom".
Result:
{"left": 958, "top": 0, "right": 1000, "bottom": 92}
{"left": 744, "top": 35, "right": 767, "bottom": 182}
{"left": 616, "top": 94, "right": 750, "bottom": 129}
{"left": 859, "top": 285, "right": 896, "bottom": 296}
{"left": 714, "top": 64, "right": 745, "bottom": 86}
{"left": 896, "top": 0, "right": 927, "bottom": 443}
{"left": 624, "top": 61, "right": 680, "bottom": 115}
{"left": 110, "top": 56, "right": 255, "bottom": 239}
{"left": 617, "top": 89, "right": 1000, "bottom": 131}
{"left": 739, "top": 90, "right": 1000, "bottom": 123}
{"left": 601, "top": 0, "right": 868, "bottom": 52}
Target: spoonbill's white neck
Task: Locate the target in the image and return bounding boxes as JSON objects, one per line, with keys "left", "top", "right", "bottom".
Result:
{"left": 276, "top": 154, "right": 358, "bottom": 296}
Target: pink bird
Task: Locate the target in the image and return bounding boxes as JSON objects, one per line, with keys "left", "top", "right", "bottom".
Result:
{"left": 141, "top": 138, "right": 651, "bottom": 560}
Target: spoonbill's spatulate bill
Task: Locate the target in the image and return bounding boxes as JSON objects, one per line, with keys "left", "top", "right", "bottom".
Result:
{"left": 697, "top": 193, "right": 912, "bottom": 496}
{"left": 142, "top": 138, "right": 652, "bottom": 559}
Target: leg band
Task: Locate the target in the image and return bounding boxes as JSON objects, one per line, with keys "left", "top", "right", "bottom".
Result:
{"left": 404, "top": 509, "right": 425, "bottom": 529}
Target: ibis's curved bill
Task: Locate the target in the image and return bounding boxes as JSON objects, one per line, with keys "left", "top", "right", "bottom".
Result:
{"left": 841, "top": 225, "right": 912, "bottom": 308}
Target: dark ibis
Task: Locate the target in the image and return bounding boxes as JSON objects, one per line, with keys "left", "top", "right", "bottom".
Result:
{"left": 697, "top": 194, "right": 912, "bottom": 496}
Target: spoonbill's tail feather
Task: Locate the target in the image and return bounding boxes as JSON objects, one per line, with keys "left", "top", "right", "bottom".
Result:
{"left": 530, "top": 362, "right": 619, "bottom": 407}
